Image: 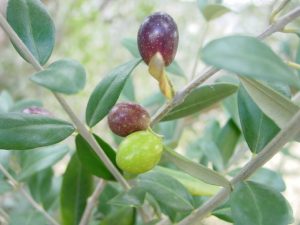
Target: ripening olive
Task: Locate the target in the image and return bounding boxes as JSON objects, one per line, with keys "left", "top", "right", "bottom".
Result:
{"left": 116, "top": 130, "right": 163, "bottom": 174}
{"left": 137, "top": 12, "right": 179, "bottom": 66}
{"left": 108, "top": 102, "right": 150, "bottom": 137}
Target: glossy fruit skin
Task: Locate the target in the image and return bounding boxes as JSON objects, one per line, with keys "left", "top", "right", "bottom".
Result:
{"left": 22, "top": 106, "right": 52, "bottom": 116}
{"left": 108, "top": 102, "right": 150, "bottom": 137}
{"left": 137, "top": 12, "right": 179, "bottom": 66}
{"left": 116, "top": 131, "right": 163, "bottom": 174}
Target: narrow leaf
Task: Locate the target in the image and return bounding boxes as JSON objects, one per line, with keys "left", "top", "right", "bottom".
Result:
{"left": 201, "top": 35, "right": 300, "bottom": 88}
{"left": 31, "top": 59, "right": 86, "bottom": 95}
{"left": 155, "top": 166, "right": 220, "bottom": 196}
{"left": 163, "top": 147, "right": 231, "bottom": 188}
{"left": 100, "top": 207, "right": 135, "bottom": 225}
{"left": 231, "top": 181, "right": 293, "bottom": 225}
{"left": 166, "top": 60, "right": 186, "bottom": 78}
{"left": 138, "top": 171, "right": 194, "bottom": 211}
{"left": 0, "top": 91, "right": 14, "bottom": 113}
{"left": 7, "top": 0, "right": 55, "bottom": 65}
{"left": 0, "top": 113, "right": 75, "bottom": 150}
{"left": 86, "top": 58, "right": 141, "bottom": 127}
{"left": 238, "top": 85, "right": 280, "bottom": 153}
{"left": 240, "top": 77, "right": 299, "bottom": 130}
{"left": 202, "top": 4, "right": 231, "bottom": 21}
{"left": 18, "top": 144, "right": 69, "bottom": 180}
{"left": 60, "top": 154, "right": 93, "bottom": 225}
{"left": 121, "top": 38, "right": 140, "bottom": 58}
{"left": 109, "top": 187, "right": 146, "bottom": 207}
{"left": 10, "top": 99, "right": 43, "bottom": 112}
{"left": 216, "top": 119, "right": 240, "bottom": 164}
{"left": 75, "top": 134, "right": 118, "bottom": 180}
{"left": 162, "top": 83, "right": 238, "bottom": 121}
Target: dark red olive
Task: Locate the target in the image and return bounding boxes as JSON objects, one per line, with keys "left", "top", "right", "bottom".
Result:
{"left": 137, "top": 12, "right": 179, "bottom": 66}
{"left": 22, "top": 106, "right": 52, "bottom": 116}
{"left": 108, "top": 102, "right": 150, "bottom": 137}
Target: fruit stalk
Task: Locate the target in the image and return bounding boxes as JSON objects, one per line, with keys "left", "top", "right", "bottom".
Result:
{"left": 0, "top": 12, "right": 131, "bottom": 191}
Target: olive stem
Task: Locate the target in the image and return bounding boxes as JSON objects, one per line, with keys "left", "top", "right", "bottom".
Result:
{"left": 0, "top": 12, "right": 131, "bottom": 191}
{"left": 151, "top": 6, "right": 300, "bottom": 125}
{"left": 79, "top": 180, "right": 106, "bottom": 225}
{"left": 0, "top": 163, "right": 60, "bottom": 225}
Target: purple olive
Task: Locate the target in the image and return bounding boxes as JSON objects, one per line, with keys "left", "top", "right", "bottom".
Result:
{"left": 108, "top": 102, "right": 150, "bottom": 137}
{"left": 137, "top": 12, "right": 179, "bottom": 66}
{"left": 22, "top": 106, "right": 52, "bottom": 116}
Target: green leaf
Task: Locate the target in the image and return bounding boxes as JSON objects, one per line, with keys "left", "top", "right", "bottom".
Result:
{"left": 10, "top": 99, "right": 43, "bottom": 112}
{"left": 296, "top": 40, "right": 300, "bottom": 76}
{"left": 98, "top": 183, "right": 121, "bottom": 216}
{"left": 212, "top": 207, "right": 233, "bottom": 223}
{"left": 75, "top": 134, "right": 118, "bottom": 180}
{"left": 28, "top": 168, "right": 57, "bottom": 210}
{"left": 250, "top": 168, "right": 286, "bottom": 192}
{"left": 9, "top": 210, "right": 47, "bottom": 225}
{"left": 0, "top": 90, "right": 14, "bottom": 113}
{"left": 138, "top": 171, "right": 194, "bottom": 211}
{"left": 31, "top": 59, "right": 86, "bottom": 95}
{"left": 201, "top": 35, "right": 300, "bottom": 88}
{"left": 238, "top": 85, "right": 280, "bottom": 153}
{"left": 162, "top": 83, "right": 238, "bottom": 121}
{"left": 0, "top": 113, "right": 75, "bottom": 150}
{"left": 109, "top": 187, "right": 146, "bottom": 207}
{"left": 197, "top": 0, "right": 209, "bottom": 10}
{"left": 121, "top": 37, "right": 185, "bottom": 77}
{"left": 163, "top": 147, "right": 230, "bottom": 188}
{"left": 86, "top": 58, "right": 141, "bottom": 127}
{"left": 0, "top": 180, "right": 12, "bottom": 194}
{"left": 122, "top": 76, "right": 136, "bottom": 101}
{"left": 240, "top": 77, "right": 299, "bottom": 130}
{"left": 61, "top": 154, "right": 93, "bottom": 225}
{"left": 100, "top": 207, "right": 135, "bottom": 225}
{"left": 231, "top": 181, "right": 293, "bottom": 225}
{"left": 216, "top": 119, "right": 240, "bottom": 164}
{"left": 18, "top": 144, "right": 69, "bottom": 180}
{"left": 166, "top": 61, "right": 186, "bottom": 78}
{"left": 198, "top": 139, "right": 224, "bottom": 171}
{"left": 155, "top": 166, "right": 220, "bottom": 196}
{"left": 7, "top": 0, "right": 55, "bottom": 65}
{"left": 121, "top": 38, "right": 140, "bottom": 58}
{"left": 202, "top": 4, "right": 231, "bottom": 21}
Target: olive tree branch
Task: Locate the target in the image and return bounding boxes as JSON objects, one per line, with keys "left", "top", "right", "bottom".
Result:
{"left": 151, "top": 6, "right": 300, "bottom": 125}
{"left": 0, "top": 13, "right": 130, "bottom": 190}
{"left": 175, "top": 7, "right": 300, "bottom": 225}
{"left": 0, "top": 163, "right": 59, "bottom": 225}
{"left": 79, "top": 180, "right": 106, "bottom": 225}
{"left": 179, "top": 109, "right": 300, "bottom": 225}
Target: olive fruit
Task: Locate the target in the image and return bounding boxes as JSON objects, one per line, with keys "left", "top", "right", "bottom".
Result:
{"left": 116, "top": 130, "right": 163, "bottom": 174}
{"left": 22, "top": 106, "right": 52, "bottom": 116}
{"left": 137, "top": 12, "right": 179, "bottom": 66}
{"left": 108, "top": 102, "right": 150, "bottom": 137}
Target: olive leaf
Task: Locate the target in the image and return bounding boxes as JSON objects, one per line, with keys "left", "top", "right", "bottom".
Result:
{"left": 163, "top": 147, "right": 231, "bottom": 188}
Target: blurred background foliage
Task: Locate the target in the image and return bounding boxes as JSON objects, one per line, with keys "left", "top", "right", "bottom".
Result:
{"left": 1, "top": 0, "right": 300, "bottom": 224}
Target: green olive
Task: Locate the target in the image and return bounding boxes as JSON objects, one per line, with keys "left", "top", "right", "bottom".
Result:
{"left": 116, "top": 130, "right": 163, "bottom": 174}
